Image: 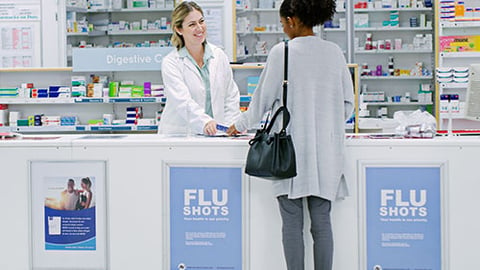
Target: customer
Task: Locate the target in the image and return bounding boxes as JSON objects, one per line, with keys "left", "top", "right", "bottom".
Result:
{"left": 227, "top": 0, "right": 354, "bottom": 269}
{"left": 159, "top": 1, "right": 241, "bottom": 135}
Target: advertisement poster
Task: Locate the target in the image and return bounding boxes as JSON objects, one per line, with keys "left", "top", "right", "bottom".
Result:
{"left": 365, "top": 166, "right": 442, "bottom": 270}
{"left": 169, "top": 166, "right": 242, "bottom": 270}
{"left": 30, "top": 161, "right": 107, "bottom": 270}
{"left": 44, "top": 176, "right": 97, "bottom": 250}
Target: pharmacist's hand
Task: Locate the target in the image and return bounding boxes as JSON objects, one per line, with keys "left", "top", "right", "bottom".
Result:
{"left": 226, "top": 125, "right": 239, "bottom": 136}
{"left": 204, "top": 120, "right": 217, "bottom": 136}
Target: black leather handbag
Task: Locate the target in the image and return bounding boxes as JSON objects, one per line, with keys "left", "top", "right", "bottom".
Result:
{"left": 245, "top": 41, "right": 297, "bottom": 180}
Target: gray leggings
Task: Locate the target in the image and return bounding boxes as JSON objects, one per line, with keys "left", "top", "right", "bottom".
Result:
{"left": 277, "top": 195, "right": 333, "bottom": 270}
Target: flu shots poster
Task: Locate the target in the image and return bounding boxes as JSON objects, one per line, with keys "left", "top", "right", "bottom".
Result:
{"left": 364, "top": 166, "right": 442, "bottom": 270}
{"left": 30, "top": 161, "right": 107, "bottom": 270}
{"left": 169, "top": 166, "right": 243, "bottom": 270}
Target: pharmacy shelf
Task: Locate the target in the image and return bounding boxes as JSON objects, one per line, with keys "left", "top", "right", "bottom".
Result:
{"left": 108, "top": 30, "right": 173, "bottom": 35}
{"left": 67, "top": 30, "right": 107, "bottom": 37}
{"left": 66, "top": 7, "right": 173, "bottom": 13}
{"left": 439, "top": 82, "right": 468, "bottom": 89}
{"left": 353, "top": 7, "right": 433, "bottom": 12}
{"left": 323, "top": 28, "right": 346, "bottom": 32}
{"left": 361, "top": 76, "right": 433, "bottom": 80}
{"left": 364, "top": 102, "right": 433, "bottom": 106}
{"left": 106, "top": 8, "right": 173, "bottom": 13}
{"left": 66, "top": 6, "right": 88, "bottom": 12}
{"left": 439, "top": 52, "right": 480, "bottom": 58}
{"left": 0, "top": 125, "right": 158, "bottom": 133}
{"left": 231, "top": 64, "right": 265, "bottom": 69}
{"left": 67, "top": 32, "right": 89, "bottom": 37}
{"left": 253, "top": 53, "right": 269, "bottom": 57}
{"left": 439, "top": 115, "right": 466, "bottom": 120}
{"left": 355, "top": 49, "right": 433, "bottom": 54}
{"left": 251, "top": 8, "right": 280, "bottom": 12}
{"left": 354, "top": 26, "right": 433, "bottom": 31}
{"left": 237, "top": 31, "right": 285, "bottom": 35}
{"left": 0, "top": 97, "right": 165, "bottom": 104}
{"left": 440, "top": 21, "right": 480, "bottom": 28}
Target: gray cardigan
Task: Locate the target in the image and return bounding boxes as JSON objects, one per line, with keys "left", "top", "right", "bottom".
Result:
{"left": 235, "top": 36, "right": 354, "bottom": 201}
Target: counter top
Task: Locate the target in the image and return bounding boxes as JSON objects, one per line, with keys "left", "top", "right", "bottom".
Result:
{"left": 3, "top": 133, "right": 480, "bottom": 147}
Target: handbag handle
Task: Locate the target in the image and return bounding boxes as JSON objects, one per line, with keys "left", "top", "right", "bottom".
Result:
{"left": 263, "top": 40, "right": 290, "bottom": 134}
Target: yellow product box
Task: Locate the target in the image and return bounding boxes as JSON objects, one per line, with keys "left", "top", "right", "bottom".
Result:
{"left": 439, "top": 35, "right": 480, "bottom": 52}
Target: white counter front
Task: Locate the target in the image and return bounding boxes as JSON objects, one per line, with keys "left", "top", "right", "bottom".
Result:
{"left": 1, "top": 134, "right": 479, "bottom": 270}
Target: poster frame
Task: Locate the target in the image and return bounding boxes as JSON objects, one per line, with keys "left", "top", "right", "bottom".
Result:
{"left": 357, "top": 160, "right": 449, "bottom": 270}
{"left": 28, "top": 160, "right": 109, "bottom": 270}
{"left": 162, "top": 160, "right": 250, "bottom": 270}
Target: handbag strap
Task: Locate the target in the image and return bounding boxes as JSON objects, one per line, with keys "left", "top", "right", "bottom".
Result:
{"left": 265, "top": 40, "right": 290, "bottom": 134}
{"left": 282, "top": 40, "right": 288, "bottom": 108}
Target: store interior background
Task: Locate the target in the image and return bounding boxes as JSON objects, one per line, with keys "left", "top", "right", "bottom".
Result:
{"left": 0, "top": 0, "right": 480, "bottom": 134}
{"left": 2, "top": 1, "right": 480, "bottom": 270}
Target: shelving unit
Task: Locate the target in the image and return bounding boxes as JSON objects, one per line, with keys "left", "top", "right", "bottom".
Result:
{"left": 322, "top": 7, "right": 348, "bottom": 57}
{"left": 0, "top": 68, "right": 164, "bottom": 134}
{"left": 353, "top": 6, "right": 435, "bottom": 126}
{"left": 61, "top": 5, "right": 174, "bottom": 66}
{"left": 234, "top": 0, "right": 286, "bottom": 62}
{"left": 231, "top": 63, "right": 360, "bottom": 132}
{"left": 435, "top": 0, "right": 480, "bottom": 130}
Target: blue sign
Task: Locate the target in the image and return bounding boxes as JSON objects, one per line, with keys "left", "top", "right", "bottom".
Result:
{"left": 169, "top": 167, "right": 242, "bottom": 270}
{"left": 365, "top": 167, "right": 441, "bottom": 270}
{"left": 72, "top": 47, "right": 175, "bottom": 72}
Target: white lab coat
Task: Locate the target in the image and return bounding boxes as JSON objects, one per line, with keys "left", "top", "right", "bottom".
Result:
{"left": 159, "top": 43, "right": 241, "bottom": 135}
{"left": 235, "top": 37, "right": 355, "bottom": 201}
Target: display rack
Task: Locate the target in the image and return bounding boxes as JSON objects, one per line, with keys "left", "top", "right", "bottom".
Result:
{"left": 234, "top": 0, "right": 287, "bottom": 62}
{"left": 435, "top": 0, "right": 480, "bottom": 130}
{"left": 352, "top": 5, "right": 435, "bottom": 132}
{"left": 0, "top": 68, "right": 164, "bottom": 134}
{"left": 231, "top": 63, "right": 360, "bottom": 132}
{"left": 62, "top": 5, "right": 174, "bottom": 66}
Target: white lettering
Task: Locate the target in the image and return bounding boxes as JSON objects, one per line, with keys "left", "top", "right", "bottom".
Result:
{"left": 212, "top": 189, "right": 228, "bottom": 206}
{"left": 410, "top": 190, "right": 427, "bottom": 207}
{"left": 105, "top": 54, "right": 153, "bottom": 66}
{"left": 154, "top": 53, "right": 163, "bottom": 63}
{"left": 184, "top": 189, "right": 196, "bottom": 206}
{"left": 381, "top": 189, "right": 394, "bottom": 206}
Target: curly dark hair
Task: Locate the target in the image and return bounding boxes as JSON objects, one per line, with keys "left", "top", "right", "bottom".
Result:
{"left": 280, "top": 0, "right": 336, "bottom": 27}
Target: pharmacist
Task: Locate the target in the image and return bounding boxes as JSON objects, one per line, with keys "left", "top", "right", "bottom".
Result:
{"left": 158, "top": 1, "right": 241, "bottom": 135}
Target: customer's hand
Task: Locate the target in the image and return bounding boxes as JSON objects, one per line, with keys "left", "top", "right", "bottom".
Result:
{"left": 203, "top": 120, "right": 217, "bottom": 136}
{"left": 226, "top": 125, "right": 239, "bottom": 136}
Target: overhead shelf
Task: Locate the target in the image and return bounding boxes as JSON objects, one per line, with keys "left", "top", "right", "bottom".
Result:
{"left": 107, "top": 30, "right": 173, "bottom": 35}
{"left": 440, "top": 52, "right": 480, "bottom": 58}
{"left": 353, "top": 7, "right": 433, "bottom": 12}
{"left": 356, "top": 49, "right": 433, "bottom": 54}
{"left": 363, "top": 102, "right": 433, "bottom": 106}
{"left": 440, "top": 21, "right": 480, "bottom": 28}
{"left": 361, "top": 76, "right": 433, "bottom": 80}
{"left": 0, "top": 97, "right": 165, "bottom": 104}
{"left": 0, "top": 125, "right": 158, "bottom": 133}
{"left": 355, "top": 26, "right": 433, "bottom": 31}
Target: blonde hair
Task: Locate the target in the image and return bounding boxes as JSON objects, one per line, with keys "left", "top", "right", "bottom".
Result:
{"left": 171, "top": 1, "right": 204, "bottom": 49}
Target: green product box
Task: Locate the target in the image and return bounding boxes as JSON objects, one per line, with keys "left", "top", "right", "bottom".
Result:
{"left": 131, "top": 85, "right": 144, "bottom": 97}
{"left": 17, "top": 119, "right": 29, "bottom": 126}
{"left": 109, "top": 82, "right": 119, "bottom": 97}
{"left": 88, "top": 119, "right": 104, "bottom": 125}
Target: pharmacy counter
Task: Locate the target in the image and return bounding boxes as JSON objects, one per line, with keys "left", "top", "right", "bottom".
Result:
{"left": 1, "top": 134, "right": 479, "bottom": 270}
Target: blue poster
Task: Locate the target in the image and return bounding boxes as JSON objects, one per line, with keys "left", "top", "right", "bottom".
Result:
{"left": 44, "top": 176, "right": 96, "bottom": 250}
{"left": 170, "top": 167, "right": 242, "bottom": 270}
{"left": 365, "top": 167, "right": 441, "bottom": 270}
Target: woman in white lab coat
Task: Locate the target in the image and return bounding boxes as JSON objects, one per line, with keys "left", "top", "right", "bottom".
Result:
{"left": 158, "top": 1, "right": 241, "bottom": 135}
